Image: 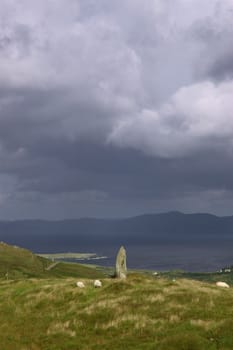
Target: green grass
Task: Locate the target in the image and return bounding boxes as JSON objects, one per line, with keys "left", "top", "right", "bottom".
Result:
{"left": 0, "top": 242, "right": 48, "bottom": 279}
{"left": 0, "top": 242, "right": 105, "bottom": 280}
{"left": 46, "top": 261, "right": 105, "bottom": 279}
{"left": 1, "top": 242, "right": 233, "bottom": 349}
{"left": 162, "top": 269, "right": 233, "bottom": 285}
{"left": 0, "top": 273, "right": 233, "bottom": 349}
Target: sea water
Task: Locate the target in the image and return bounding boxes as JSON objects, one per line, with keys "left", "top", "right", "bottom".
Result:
{"left": 60, "top": 241, "right": 233, "bottom": 272}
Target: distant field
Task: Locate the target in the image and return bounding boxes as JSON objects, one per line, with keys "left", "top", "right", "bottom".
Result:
{"left": 37, "top": 252, "right": 97, "bottom": 259}
{"left": 162, "top": 269, "right": 233, "bottom": 285}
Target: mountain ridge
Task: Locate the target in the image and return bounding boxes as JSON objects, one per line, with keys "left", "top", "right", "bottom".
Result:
{"left": 0, "top": 212, "right": 233, "bottom": 252}
{"left": 2, "top": 211, "right": 233, "bottom": 222}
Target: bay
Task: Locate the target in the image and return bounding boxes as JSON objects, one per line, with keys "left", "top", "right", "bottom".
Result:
{"left": 54, "top": 241, "right": 233, "bottom": 272}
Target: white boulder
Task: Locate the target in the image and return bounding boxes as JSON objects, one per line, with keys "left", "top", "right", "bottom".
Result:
{"left": 216, "top": 281, "right": 230, "bottom": 288}
{"left": 94, "top": 280, "right": 102, "bottom": 288}
{"left": 76, "top": 281, "right": 85, "bottom": 288}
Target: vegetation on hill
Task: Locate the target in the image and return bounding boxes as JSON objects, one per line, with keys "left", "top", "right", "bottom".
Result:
{"left": 0, "top": 274, "right": 233, "bottom": 349}
{"left": 0, "top": 242, "right": 105, "bottom": 280}
{"left": 0, "top": 241, "right": 47, "bottom": 278}
{"left": 162, "top": 269, "right": 233, "bottom": 286}
{"left": 1, "top": 242, "right": 233, "bottom": 349}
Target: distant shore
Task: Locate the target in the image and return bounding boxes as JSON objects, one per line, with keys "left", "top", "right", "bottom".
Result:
{"left": 37, "top": 252, "right": 108, "bottom": 260}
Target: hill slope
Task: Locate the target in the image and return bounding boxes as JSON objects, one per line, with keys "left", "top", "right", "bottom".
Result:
{"left": 0, "top": 242, "right": 105, "bottom": 279}
{"left": 0, "top": 274, "right": 233, "bottom": 349}
{"left": 0, "top": 241, "right": 47, "bottom": 278}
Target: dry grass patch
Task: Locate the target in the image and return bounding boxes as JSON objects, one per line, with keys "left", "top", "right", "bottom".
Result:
{"left": 174, "top": 279, "right": 223, "bottom": 295}
{"left": 190, "top": 319, "right": 220, "bottom": 330}
{"left": 83, "top": 295, "right": 130, "bottom": 314}
{"left": 147, "top": 293, "right": 166, "bottom": 303}
{"left": 47, "top": 321, "right": 76, "bottom": 337}
{"left": 98, "top": 313, "right": 157, "bottom": 330}
{"left": 169, "top": 314, "right": 180, "bottom": 323}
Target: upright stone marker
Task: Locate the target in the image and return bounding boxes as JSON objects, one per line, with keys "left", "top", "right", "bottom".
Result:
{"left": 115, "top": 246, "right": 127, "bottom": 279}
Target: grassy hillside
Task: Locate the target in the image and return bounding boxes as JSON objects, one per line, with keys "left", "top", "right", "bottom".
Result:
{"left": 163, "top": 269, "right": 233, "bottom": 286}
{"left": 0, "top": 241, "right": 47, "bottom": 278}
{"left": 1, "top": 241, "right": 233, "bottom": 349}
{"left": 1, "top": 274, "right": 233, "bottom": 350}
{"left": 0, "top": 242, "right": 105, "bottom": 280}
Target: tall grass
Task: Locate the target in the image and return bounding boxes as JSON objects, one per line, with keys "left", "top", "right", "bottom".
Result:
{"left": 0, "top": 274, "right": 233, "bottom": 349}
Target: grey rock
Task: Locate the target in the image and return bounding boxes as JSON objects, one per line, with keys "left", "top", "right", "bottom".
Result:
{"left": 115, "top": 246, "right": 127, "bottom": 279}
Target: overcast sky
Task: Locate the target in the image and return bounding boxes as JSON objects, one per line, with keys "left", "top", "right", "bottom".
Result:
{"left": 0, "top": 0, "right": 233, "bottom": 219}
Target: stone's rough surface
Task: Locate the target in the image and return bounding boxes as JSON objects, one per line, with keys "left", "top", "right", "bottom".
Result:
{"left": 115, "top": 246, "right": 127, "bottom": 279}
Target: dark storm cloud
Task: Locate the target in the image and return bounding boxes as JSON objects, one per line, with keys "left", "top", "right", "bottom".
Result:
{"left": 189, "top": 3, "right": 233, "bottom": 82}
{"left": 0, "top": 0, "right": 233, "bottom": 218}
{"left": 4, "top": 139, "right": 233, "bottom": 200}
{"left": 208, "top": 50, "right": 233, "bottom": 81}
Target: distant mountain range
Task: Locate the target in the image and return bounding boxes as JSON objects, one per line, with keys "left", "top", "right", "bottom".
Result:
{"left": 0, "top": 212, "right": 233, "bottom": 253}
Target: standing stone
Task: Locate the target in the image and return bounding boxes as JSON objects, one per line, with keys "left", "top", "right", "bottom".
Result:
{"left": 115, "top": 246, "right": 127, "bottom": 279}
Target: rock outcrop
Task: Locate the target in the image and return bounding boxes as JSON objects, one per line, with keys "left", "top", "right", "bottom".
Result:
{"left": 115, "top": 246, "right": 127, "bottom": 279}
